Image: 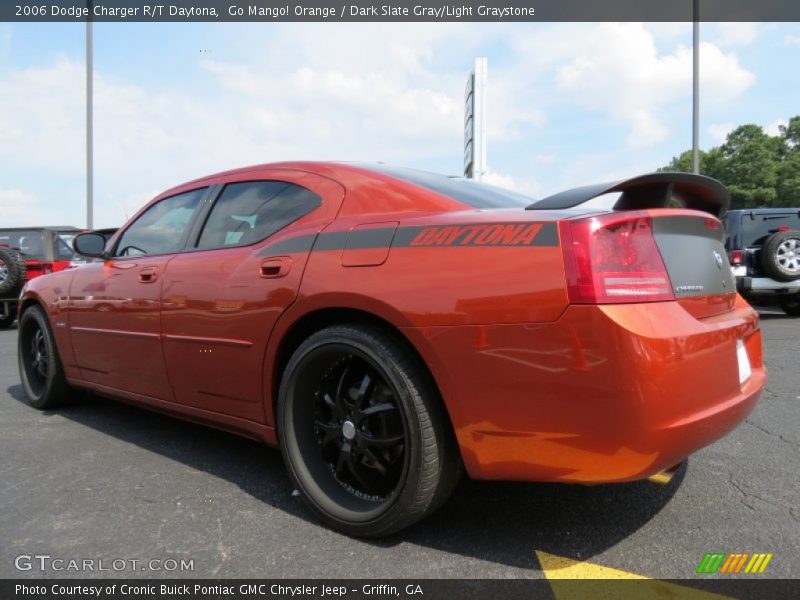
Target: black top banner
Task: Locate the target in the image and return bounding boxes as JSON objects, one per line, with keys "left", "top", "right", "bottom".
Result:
{"left": 3, "top": 0, "right": 800, "bottom": 23}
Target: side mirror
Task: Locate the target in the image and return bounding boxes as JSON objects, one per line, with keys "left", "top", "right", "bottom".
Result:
{"left": 73, "top": 232, "right": 107, "bottom": 258}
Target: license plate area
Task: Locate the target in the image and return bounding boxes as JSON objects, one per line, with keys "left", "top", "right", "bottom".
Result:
{"left": 737, "top": 339, "right": 752, "bottom": 384}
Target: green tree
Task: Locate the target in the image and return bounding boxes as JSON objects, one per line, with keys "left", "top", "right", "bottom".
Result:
{"left": 662, "top": 117, "right": 800, "bottom": 208}
{"left": 776, "top": 151, "right": 800, "bottom": 205}
{"left": 780, "top": 116, "right": 800, "bottom": 148}
{"left": 660, "top": 147, "right": 724, "bottom": 180}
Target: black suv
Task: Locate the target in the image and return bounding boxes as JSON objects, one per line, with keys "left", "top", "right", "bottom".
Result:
{"left": 724, "top": 209, "right": 800, "bottom": 316}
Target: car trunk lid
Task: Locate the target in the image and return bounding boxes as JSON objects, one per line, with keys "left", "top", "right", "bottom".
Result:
{"left": 652, "top": 212, "right": 736, "bottom": 319}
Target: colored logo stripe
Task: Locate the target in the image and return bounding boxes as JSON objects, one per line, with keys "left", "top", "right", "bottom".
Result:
{"left": 744, "top": 553, "right": 773, "bottom": 574}
{"left": 697, "top": 553, "right": 726, "bottom": 574}
{"left": 696, "top": 552, "right": 773, "bottom": 574}
{"left": 720, "top": 553, "right": 748, "bottom": 574}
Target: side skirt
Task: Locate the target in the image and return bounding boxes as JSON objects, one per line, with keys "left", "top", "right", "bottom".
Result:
{"left": 66, "top": 378, "right": 278, "bottom": 446}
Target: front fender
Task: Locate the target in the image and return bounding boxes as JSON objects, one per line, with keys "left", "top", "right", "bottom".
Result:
{"left": 19, "top": 269, "right": 79, "bottom": 380}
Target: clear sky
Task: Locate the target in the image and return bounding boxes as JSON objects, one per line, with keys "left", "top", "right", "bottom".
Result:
{"left": 1, "top": 21, "right": 799, "bottom": 228}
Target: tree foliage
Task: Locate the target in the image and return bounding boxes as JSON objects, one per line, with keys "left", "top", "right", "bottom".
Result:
{"left": 661, "top": 116, "right": 800, "bottom": 208}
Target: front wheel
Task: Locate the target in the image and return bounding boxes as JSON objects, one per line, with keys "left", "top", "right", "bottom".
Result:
{"left": 780, "top": 295, "right": 800, "bottom": 317}
{"left": 18, "top": 305, "right": 76, "bottom": 409}
{"left": 278, "top": 324, "right": 461, "bottom": 537}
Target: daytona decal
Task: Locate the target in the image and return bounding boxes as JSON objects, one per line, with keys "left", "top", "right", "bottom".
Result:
{"left": 409, "top": 223, "right": 543, "bottom": 247}
{"left": 260, "top": 222, "right": 558, "bottom": 255}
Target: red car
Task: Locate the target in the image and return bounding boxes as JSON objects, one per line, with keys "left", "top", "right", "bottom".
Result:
{"left": 17, "top": 163, "right": 765, "bottom": 536}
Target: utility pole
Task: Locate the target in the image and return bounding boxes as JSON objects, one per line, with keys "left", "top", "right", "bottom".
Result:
{"left": 692, "top": 0, "right": 700, "bottom": 174}
{"left": 86, "top": 17, "right": 94, "bottom": 229}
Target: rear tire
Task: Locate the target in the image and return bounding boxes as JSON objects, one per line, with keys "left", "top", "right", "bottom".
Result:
{"left": 780, "top": 295, "right": 800, "bottom": 317}
{"left": 761, "top": 231, "right": 800, "bottom": 282}
{"left": 278, "top": 324, "right": 460, "bottom": 537}
{"left": 18, "top": 305, "right": 76, "bottom": 409}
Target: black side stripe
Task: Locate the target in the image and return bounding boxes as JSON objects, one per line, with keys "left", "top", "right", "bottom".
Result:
{"left": 260, "top": 222, "right": 558, "bottom": 255}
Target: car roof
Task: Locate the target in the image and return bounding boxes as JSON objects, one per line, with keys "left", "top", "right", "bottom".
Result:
{"left": 154, "top": 161, "right": 535, "bottom": 211}
{"left": 163, "top": 161, "right": 464, "bottom": 189}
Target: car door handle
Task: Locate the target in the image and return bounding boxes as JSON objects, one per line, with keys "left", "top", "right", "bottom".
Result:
{"left": 260, "top": 256, "right": 292, "bottom": 278}
{"left": 138, "top": 267, "right": 159, "bottom": 283}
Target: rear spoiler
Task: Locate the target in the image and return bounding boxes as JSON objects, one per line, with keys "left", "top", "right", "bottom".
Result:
{"left": 526, "top": 173, "right": 730, "bottom": 218}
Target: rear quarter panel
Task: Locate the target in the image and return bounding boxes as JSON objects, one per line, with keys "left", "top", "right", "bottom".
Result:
{"left": 267, "top": 208, "right": 570, "bottom": 432}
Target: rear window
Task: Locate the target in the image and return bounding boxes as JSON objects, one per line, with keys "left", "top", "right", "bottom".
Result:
{"left": 360, "top": 164, "right": 534, "bottom": 209}
{"left": 740, "top": 212, "right": 800, "bottom": 247}
{"left": 0, "top": 230, "right": 46, "bottom": 259}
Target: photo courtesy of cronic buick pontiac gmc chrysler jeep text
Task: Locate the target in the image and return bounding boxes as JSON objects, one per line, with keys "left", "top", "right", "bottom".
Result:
{"left": 17, "top": 163, "right": 765, "bottom": 536}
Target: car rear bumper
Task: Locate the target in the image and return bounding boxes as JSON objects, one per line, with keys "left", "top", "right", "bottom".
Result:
{"left": 408, "top": 295, "right": 765, "bottom": 483}
{"left": 737, "top": 276, "right": 800, "bottom": 294}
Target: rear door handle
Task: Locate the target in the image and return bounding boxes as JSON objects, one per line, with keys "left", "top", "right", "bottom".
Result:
{"left": 260, "top": 256, "right": 292, "bottom": 278}
{"left": 138, "top": 267, "right": 159, "bottom": 283}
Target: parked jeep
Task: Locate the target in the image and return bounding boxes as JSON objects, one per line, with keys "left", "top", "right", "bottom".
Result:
{"left": 0, "top": 227, "right": 80, "bottom": 328}
{"left": 724, "top": 208, "right": 800, "bottom": 316}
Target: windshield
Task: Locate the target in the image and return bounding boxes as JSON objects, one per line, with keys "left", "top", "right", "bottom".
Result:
{"left": 359, "top": 164, "right": 535, "bottom": 209}
{"left": 0, "top": 230, "right": 46, "bottom": 259}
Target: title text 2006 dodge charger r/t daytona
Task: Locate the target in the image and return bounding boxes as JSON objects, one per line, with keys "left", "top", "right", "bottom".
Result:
{"left": 17, "top": 163, "right": 765, "bottom": 536}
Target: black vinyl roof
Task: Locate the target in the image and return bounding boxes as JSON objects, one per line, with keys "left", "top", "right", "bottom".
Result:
{"left": 357, "top": 163, "right": 535, "bottom": 209}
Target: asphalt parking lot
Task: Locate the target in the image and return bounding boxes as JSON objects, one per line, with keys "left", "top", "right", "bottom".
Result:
{"left": 1, "top": 310, "right": 798, "bottom": 581}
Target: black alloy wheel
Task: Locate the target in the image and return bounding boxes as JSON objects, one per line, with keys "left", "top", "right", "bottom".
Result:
{"left": 18, "top": 305, "right": 75, "bottom": 409}
{"left": 279, "top": 324, "right": 461, "bottom": 537}
{"left": 313, "top": 352, "right": 408, "bottom": 501}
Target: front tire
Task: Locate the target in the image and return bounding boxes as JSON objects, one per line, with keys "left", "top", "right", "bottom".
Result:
{"left": 18, "top": 305, "right": 75, "bottom": 409}
{"left": 278, "top": 324, "right": 460, "bottom": 537}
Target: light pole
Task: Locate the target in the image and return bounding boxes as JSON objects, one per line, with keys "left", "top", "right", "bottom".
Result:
{"left": 86, "top": 16, "right": 94, "bottom": 229}
{"left": 692, "top": 0, "right": 700, "bottom": 174}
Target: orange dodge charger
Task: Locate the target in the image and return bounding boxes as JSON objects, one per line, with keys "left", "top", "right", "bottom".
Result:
{"left": 17, "top": 163, "right": 765, "bottom": 536}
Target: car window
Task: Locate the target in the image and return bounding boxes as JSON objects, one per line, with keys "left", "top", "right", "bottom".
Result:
{"left": 55, "top": 232, "right": 76, "bottom": 260}
{"left": 0, "top": 230, "right": 46, "bottom": 259}
{"left": 115, "top": 189, "right": 205, "bottom": 257}
{"left": 196, "top": 181, "right": 322, "bottom": 250}
{"left": 740, "top": 212, "right": 800, "bottom": 247}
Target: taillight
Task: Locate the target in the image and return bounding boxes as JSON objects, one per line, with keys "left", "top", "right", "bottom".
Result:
{"left": 730, "top": 250, "right": 744, "bottom": 265}
{"left": 559, "top": 213, "right": 674, "bottom": 304}
{"left": 24, "top": 261, "right": 53, "bottom": 274}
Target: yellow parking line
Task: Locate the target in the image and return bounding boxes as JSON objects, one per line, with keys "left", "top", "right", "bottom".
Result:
{"left": 535, "top": 551, "right": 734, "bottom": 600}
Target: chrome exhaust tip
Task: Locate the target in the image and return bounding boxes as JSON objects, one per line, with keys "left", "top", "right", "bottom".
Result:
{"left": 647, "top": 463, "right": 682, "bottom": 485}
